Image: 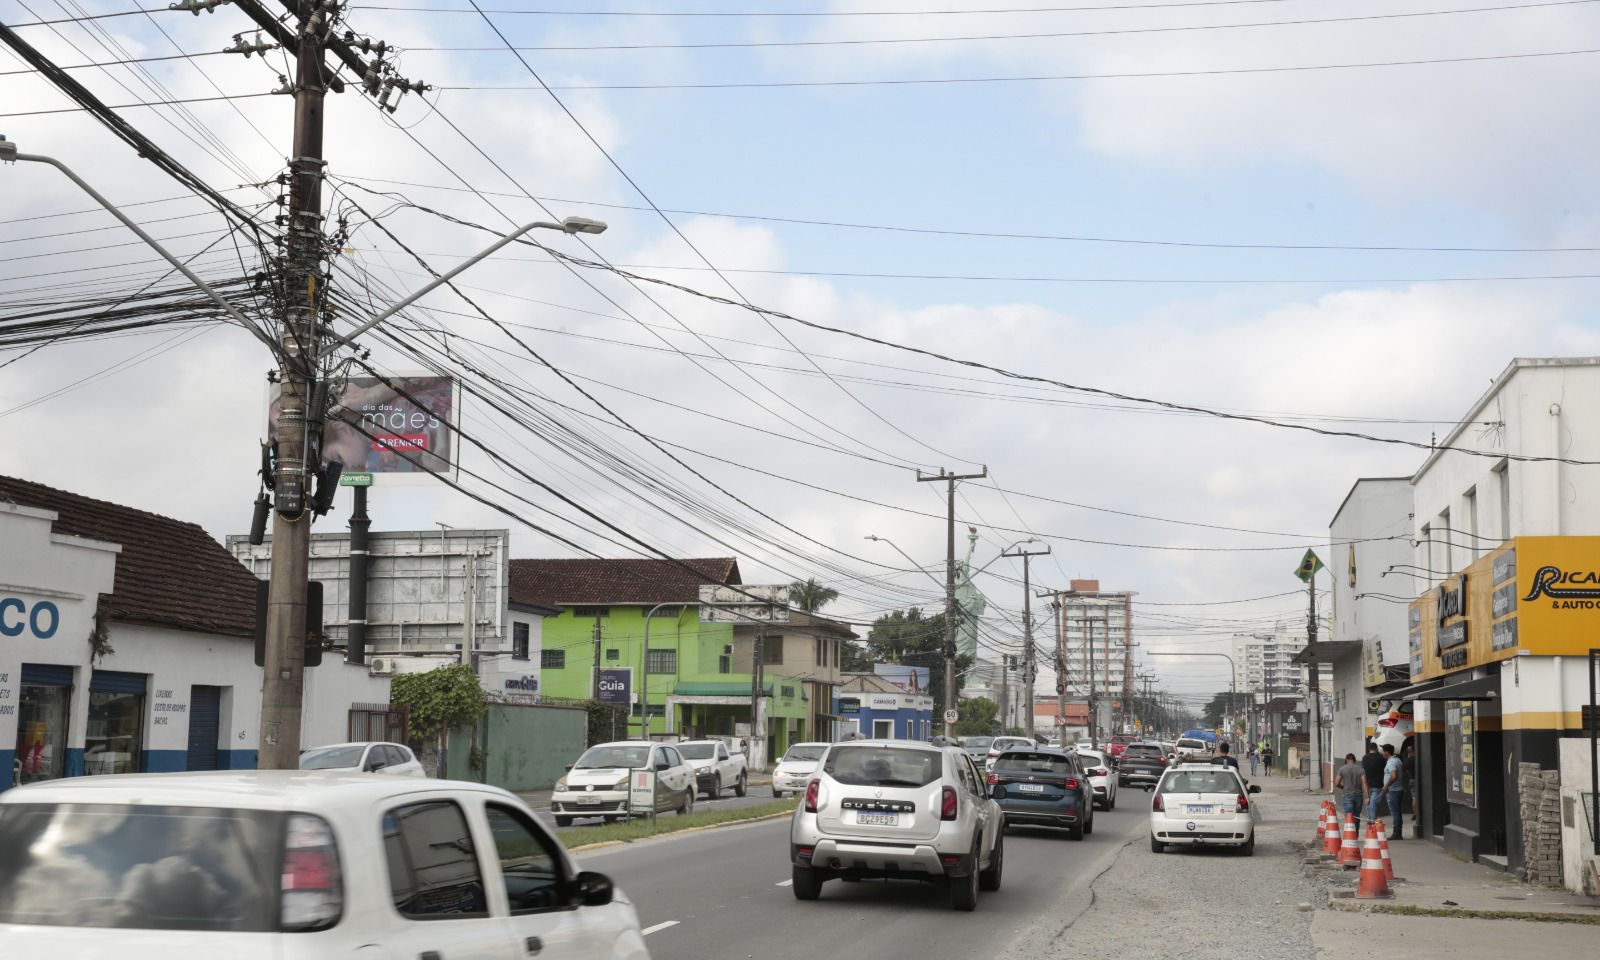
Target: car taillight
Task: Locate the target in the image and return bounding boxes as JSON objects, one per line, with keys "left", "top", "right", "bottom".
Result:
{"left": 1237, "top": 792, "right": 1249, "bottom": 812}
{"left": 281, "top": 813, "right": 342, "bottom": 931}
{"left": 941, "top": 784, "right": 958, "bottom": 820}
{"left": 804, "top": 778, "right": 820, "bottom": 813}
{"left": 1152, "top": 792, "right": 1164, "bottom": 812}
{"left": 1377, "top": 718, "right": 1396, "bottom": 728}
{"left": 987, "top": 773, "right": 998, "bottom": 784}
{"left": 1063, "top": 777, "right": 1080, "bottom": 790}
{"left": 1091, "top": 768, "right": 1107, "bottom": 777}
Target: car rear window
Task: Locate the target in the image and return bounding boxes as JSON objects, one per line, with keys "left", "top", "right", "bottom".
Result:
{"left": 1123, "top": 744, "right": 1163, "bottom": 758}
{"left": 783, "top": 745, "right": 826, "bottom": 762}
{"left": 1177, "top": 739, "right": 1208, "bottom": 750}
{"left": 0, "top": 802, "right": 283, "bottom": 931}
{"left": 677, "top": 743, "right": 716, "bottom": 760}
{"left": 993, "top": 753, "right": 1073, "bottom": 776}
{"left": 823, "top": 745, "right": 941, "bottom": 787}
{"left": 1161, "top": 770, "right": 1242, "bottom": 794}
{"left": 960, "top": 737, "right": 994, "bottom": 751}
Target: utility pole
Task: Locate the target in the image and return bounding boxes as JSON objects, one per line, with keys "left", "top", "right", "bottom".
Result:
{"left": 916, "top": 467, "right": 987, "bottom": 736}
{"left": 752, "top": 625, "right": 765, "bottom": 759}
{"left": 257, "top": 3, "right": 330, "bottom": 770}
{"left": 1053, "top": 599, "right": 1065, "bottom": 740}
{"left": 1001, "top": 542, "right": 1050, "bottom": 741}
{"left": 1307, "top": 572, "right": 1324, "bottom": 791}
{"left": 1086, "top": 614, "right": 1097, "bottom": 748}
{"left": 591, "top": 615, "right": 603, "bottom": 702}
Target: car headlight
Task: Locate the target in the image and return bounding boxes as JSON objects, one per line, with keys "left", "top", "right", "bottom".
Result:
{"left": 555, "top": 778, "right": 568, "bottom": 791}
{"left": 613, "top": 777, "right": 629, "bottom": 790}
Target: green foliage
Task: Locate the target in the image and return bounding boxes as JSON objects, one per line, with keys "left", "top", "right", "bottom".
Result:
{"left": 789, "top": 578, "right": 840, "bottom": 613}
{"left": 390, "top": 663, "right": 488, "bottom": 739}
{"left": 863, "top": 608, "right": 971, "bottom": 707}
{"left": 954, "top": 697, "right": 998, "bottom": 736}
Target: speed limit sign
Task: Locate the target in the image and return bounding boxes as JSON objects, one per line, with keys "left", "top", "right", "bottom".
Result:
{"left": 943, "top": 708, "right": 959, "bottom": 725}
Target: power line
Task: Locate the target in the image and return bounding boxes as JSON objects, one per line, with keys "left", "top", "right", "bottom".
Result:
{"left": 0, "top": 90, "right": 278, "bottom": 118}
{"left": 0, "top": 48, "right": 232, "bottom": 76}
{"left": 342, "top": 1, "right": 1385, "bottom": 18}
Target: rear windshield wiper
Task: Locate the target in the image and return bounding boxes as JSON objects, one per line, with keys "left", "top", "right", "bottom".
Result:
{"left": 873, "top": 778, "right": 927, "bottom": 787}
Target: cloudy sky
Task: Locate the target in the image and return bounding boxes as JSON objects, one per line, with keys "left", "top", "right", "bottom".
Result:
{"left": 4, "top": 0, "right": 1600, "bottom": 705}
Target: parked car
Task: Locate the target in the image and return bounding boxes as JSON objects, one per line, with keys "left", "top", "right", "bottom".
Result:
{"left": 771, "top": 742, "right": 829, "bottom": 798}
{"left": 1372, "top": 700, "right": 1414, "bottom": 752}
{"left": 1117, "top": 741, "right": 1169, "bottom": 789}
{"left": 1075, "top": 747, "right": 1118, "bottom": 810}
{"left": 988, "top": 747, "right": 1094, "bottom": 840}
{"left": 552, "top": 740, "right": 695, "bottom": 827}
{"left": 984, "top": 735, "right": 1036, "bottom": 772}
{"left": 960, "top": 736, "right": 994, "bottom": 763}
{"left": 298, "top": 741, "right": 425, "bottom": 777}
{"left": 1149, "top": 763, "right": 1261, "bottom": 856}
{"left": 677, "top": 739, "right": 749, "bottom": 799}
{"left": 1107, "top": 734, "right": 1135, "bottom": 762}
{"left": 0, "top": 771, "right": 650, "bottom": 959}
{"left": 789, "top": 740, "right": 1003, "bottom": 911}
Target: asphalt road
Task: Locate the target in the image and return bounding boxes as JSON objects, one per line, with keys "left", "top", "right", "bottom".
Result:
{"left": 574, "top": 797, "right": 1149, "bottom": 960}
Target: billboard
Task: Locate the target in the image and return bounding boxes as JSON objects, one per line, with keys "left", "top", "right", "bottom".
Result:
{"left": 697, "top": 584, "right": 790, "bottom": 624}
{"left": 268, "top": 374, "right": 458, "bottom": 480}
{"left": 597, "top": 669, "right": 632, "bottom": 706}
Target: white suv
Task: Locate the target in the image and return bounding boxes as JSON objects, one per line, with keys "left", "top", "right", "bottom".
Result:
{"left": 1148, "top": 763, "right": 1261, "bottom": 856}
{"left": 0, "top": 771, "right": 650, "bottom": 959}
{"left": 789, "top": 740, "right": 1004, "bottom": 911}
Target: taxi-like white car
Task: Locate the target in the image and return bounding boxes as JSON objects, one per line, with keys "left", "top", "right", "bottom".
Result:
{"left": 1148, "top": 763, "right": 1261, "bottom": 856}
{"left": 0, "top": 771, "right": 650, "bottom": 959}
{"left": 771, "top": 742, "right": 829, "bottom": 798}
{"left": 553, "top": 741, "right": 696, "bottom": 827}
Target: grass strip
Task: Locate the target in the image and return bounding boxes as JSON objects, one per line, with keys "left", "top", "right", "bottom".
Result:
{"left": 560, "top": 798, "right": 797, "bottom": 849}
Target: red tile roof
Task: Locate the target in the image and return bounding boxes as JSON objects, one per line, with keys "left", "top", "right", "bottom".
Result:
{"left": 509, "top": 557, "right": 741, "bottom": 608}
{"left": 0, "top": 476, "right": 257, "bottom": 638}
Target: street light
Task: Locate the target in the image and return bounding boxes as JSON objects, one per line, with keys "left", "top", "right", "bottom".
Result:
{"left": 864, "top": 534, "right": 946, "bottom": 591}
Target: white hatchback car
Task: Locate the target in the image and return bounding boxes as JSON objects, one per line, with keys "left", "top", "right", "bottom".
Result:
{"left": 299, "top": 741, "right": 425, "bottom": 777}
{"left": 0, "top": 771, "right": 650, "bottom": 959}
{"left": 1075, "top": 748, "right": 1118, "bottom": 810}
{"left": 553, "top": 741, "right": 696, "bottom": 827}
{"left": 1148, "top": 763, "right": 1261, "bottom": 856}
{"left": 984, "top": 735, "right": 1036, "bottom": 773}
{"left": 771, "top": 742, "right": 829, "bottom": 798}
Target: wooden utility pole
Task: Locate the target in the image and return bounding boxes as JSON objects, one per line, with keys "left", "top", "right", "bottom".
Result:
{"left": 1001, "top": 542, "right": 1049, "bottom": 739}
{"left": 916, "top": 467, "right": 987, "bottom": 737}
{"left": 258, "top": 5, "right": 328, "bottom": 769}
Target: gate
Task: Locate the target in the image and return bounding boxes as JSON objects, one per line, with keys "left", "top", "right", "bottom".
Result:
{"left": 185, "top": 685, "right": 221, "bottom": 771}
{"left": 348, "top": 702, "right": 408, "bottom": 743}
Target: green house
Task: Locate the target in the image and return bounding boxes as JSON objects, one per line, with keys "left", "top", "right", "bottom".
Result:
{"left": 508, "top": 557, "right": 847, "bottom": 765}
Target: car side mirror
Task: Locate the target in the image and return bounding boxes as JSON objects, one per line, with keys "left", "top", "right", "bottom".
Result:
{"left": 574, "top": 870, "right": 614, "bottom": 907}
{"left": 366, "top": 761, "right": 387, "bottom": 772}
{"left": 1247, "top": 784, "right": 1261, "bottom": 794}
{"left": 655, "top": 760, "right": 670, "bottom": 771}
{"left": 990, "top": 785, "right": 1004, "bottom": 799}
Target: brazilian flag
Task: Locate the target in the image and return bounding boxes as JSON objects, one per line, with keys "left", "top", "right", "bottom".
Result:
{"left": 1295, "top": 549, "right": 1325, "bottom": 583}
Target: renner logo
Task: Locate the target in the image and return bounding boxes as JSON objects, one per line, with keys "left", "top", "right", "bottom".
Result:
{"left": 1523, "top": 566, "right": 1600, "bottom": 603}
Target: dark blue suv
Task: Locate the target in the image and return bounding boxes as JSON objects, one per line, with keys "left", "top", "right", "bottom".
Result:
{"left": 988, "top": 748, "right": 1094, "bottom": 840}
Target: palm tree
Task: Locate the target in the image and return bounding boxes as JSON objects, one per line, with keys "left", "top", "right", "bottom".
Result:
{"left": 789, "top": 577, "right": 839, "bottom": 613}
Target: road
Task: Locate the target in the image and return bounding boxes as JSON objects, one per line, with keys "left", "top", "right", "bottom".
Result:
{"left": 575, "top": 798, "right": 1148, "bottom": 960}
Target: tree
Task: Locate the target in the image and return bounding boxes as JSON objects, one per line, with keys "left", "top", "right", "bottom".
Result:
{"left": 863, "top": 608, "right": 971, "bottom": 709}
{"left": 789, "top": 577, "right": 840, "bottom": 613}
{"left": 390, "top": 663, "right": 489, "bottom": 776}
{"left": 954, "top": 697, "right": 998, "bottom": 736}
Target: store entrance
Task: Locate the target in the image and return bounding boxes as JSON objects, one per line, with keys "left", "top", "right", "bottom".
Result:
{"left": 16, "top": 680, "right": 71, "bottom": 787}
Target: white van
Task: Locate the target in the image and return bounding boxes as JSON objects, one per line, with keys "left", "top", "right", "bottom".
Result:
{"left": 1174, "top": 737, "right": 1215, "bottom": 762}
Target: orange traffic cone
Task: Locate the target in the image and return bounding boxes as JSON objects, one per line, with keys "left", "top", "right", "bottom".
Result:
{"left": 1316, "top": 802, "right": 1330, "bottom": 846}
{"left": 1323, "top": 807, "right": 1342, "bottom": 855}
{"left": 1338, "top": 813, "right": 1361, "bottom": 868}
{"left": 1355, "top": 823, "right": 1393, "bottom": 899}
{"left": 1376, "top": 820, "right": 1395, "bottom": 883}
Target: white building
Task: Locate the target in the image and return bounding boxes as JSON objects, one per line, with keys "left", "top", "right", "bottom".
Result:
{"left": 1052, "top": 580, "right": 1134, "bottom": 714}
{"left": 2, "top": 476, "right": 384, "bottom": 793}
{"left": 1232, "top": 624, "right": 1310, "bottom": 703}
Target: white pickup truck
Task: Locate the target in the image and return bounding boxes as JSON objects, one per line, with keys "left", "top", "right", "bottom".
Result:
{"left": 677, "top": 739, "right": 749, "bottom": 799}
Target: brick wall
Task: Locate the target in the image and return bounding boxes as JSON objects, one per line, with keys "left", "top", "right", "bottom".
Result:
{"left": 1519, "top": 762, "right": 1563, "bottom": 884}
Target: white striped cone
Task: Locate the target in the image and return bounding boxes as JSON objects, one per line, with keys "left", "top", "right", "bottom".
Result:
{"left": 1355, "top": 825, "right": 1393, "bottom": 899}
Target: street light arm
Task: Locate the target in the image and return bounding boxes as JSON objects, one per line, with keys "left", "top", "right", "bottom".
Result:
{"left": 864, "top": 534, "right": 947, "bottom": 591}
{"left": 337, "top": 216, "right": 606, "bottom": 345}
{"left": 6, "top": 149, "right": 278, "bottom": 354}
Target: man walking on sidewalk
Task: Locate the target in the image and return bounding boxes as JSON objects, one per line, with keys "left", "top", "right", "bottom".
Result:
{"left": 1361, "top": 741, "right": 1387, "bottom": 824}
{"left": 1333, "top": 752, "right": 1365, "bottom": 823}
{"left": 1381, "top": 743, "right": 1405, "bottom": 839}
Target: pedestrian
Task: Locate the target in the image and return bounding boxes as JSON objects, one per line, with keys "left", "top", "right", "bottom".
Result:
{"left": 1262, "top": 744, "right": 1274, "bottom": 776}
{"left": 1215, "top": 741, "right": 1240, "bottom": 771}
{"left": 1332, "top": 752, "right": 1365, "bottom": 823}
{"left": 1248, "top": 746, "right": 1259, "bottom": 777}
{"left": 1381, "top": 743, "right": 1405, "bottom": 839}
{"left": 1361, "top": 741, "right": 1387, "bottom": 824}
{"left": 1401, "top": 739, "right": 1417, "bottom": 819}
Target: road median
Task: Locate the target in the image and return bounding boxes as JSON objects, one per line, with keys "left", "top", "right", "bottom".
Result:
{"left": 562, "top": 798, "right": 797, "bottom": 851}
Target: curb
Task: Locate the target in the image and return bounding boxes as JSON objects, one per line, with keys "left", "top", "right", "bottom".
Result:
{"left": 1326, "top": 900, "right": 1600, "bottom": 925}
{"left": 566, "top": 808, "right": 795, "bottom": 853}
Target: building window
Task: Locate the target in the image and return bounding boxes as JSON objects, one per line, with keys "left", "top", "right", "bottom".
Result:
{"left": 541, "top": 649, "right": 565, "bottom": 670}
{"left": 815, "top": 637, "right": 823, "bottom": 667}
{"left": 630, "top": 703, "right": 666, "bottom": 718}
{"left": 606, "top": 648, "right": 620, "bottom": 662}
{"left": 718, "top": 655, "right": 731, "bottom": 674}
{"left": 1494, "top": 459, "right": 1511, "bottom": 540}
{"left": 571, "top": 606, "right": 610, "bottom": 619}
{"left": 512, "top": 621, "right": 530, "bottom": 661}
{"left": 647, "top": 606, "right": 682, "bottom": 619}
{"left": 646, "top": 649, "right": 677, "bottom": 674}
{"left": 763, "top": 638, "right": 783, "bottom": 665}
{"left": 781, "top": 685, "right": 796, "bottom": 699}
{"left": 1464, "top": 487, "right": 1479, "bottom": 557}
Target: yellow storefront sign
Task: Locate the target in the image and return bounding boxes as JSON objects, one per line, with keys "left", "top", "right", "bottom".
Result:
{"left": 1409, "top": 536, "right": 1600, "bottom": 681}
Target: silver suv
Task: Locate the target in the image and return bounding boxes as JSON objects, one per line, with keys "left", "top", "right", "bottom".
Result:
{"left": 789, "top": 740, "right": 1003, "bottom": 911}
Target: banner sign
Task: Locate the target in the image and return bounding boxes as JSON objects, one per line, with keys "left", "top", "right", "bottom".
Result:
{"left": 697, "top": 584, "right": 790, "bottom": 624}
{"left": 597, "top": 669, "right": 631, "bottom": 706}
{"left": 268, "top": 374, "right": 458, "bottom": 479}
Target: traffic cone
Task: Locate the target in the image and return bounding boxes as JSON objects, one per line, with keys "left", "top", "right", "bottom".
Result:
{"left": 1323, "top": 807, "right": 1342, "bottom": 855}
{"left": 1315, "top": 802, "right": 1328, "bottom": 846}
{"left": 1338, "top": 813, "right": 1361, "bottom": 868}
{"left": 1376, "top": 821, "right": 1395, "bottom": 883}
{"left": 1355, "top": 823, "right": 1393, "bottom": 899}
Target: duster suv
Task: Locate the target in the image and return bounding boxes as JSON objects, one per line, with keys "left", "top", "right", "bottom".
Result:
{"left": 789, "top": 741, "right": 1004, "bottom": 911}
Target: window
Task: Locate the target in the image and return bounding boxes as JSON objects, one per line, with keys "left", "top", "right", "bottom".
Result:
{"left": 646, "top": 649, "right": 677, "bottom": 674}
{"left": 763, "top": 638, "right": 783, "bottom": 665}
{"left": 541, "top": 649, "right": 565, "bottom": 670}
{"left": 512, "top": 621, "right": 530, "bottom": 660}
{"left": 718, "top": 654, "right": 730, "bottom": 674}
{"left": 1419, "top": 524, "right": 1432, "bottom": 580}
{"left": 485, "top": 804, "right": 567, "bottom": 913}
{"left": 605, "top": 648, "right": 620, "bottom": 662}
{"left": 1439, "top": 509, "right": 1453, "bottom": 572}
{"left": 824, "top": 744, "right": 942, "bottom": 786}
{"left": 656, "top": 747, "right": 682, "bottom": 769}
{"left": 872, "top": 718, "right": 894, "bottom": 739}
{"left": 571, "top": 606, "right": 610, "bottom": 618}
{"left": 628, "top": 703, "right": 666, "bottom": 719}
{"left": 1494, "top": 459, "right": 1511, "bottom": 540}
{"left": 383, "top": 801, "right": 489, "bottom": 919}
{"left": 781, "top": 684, "right": 796, "bottom": 699}
{"left": 1464, "top": 487, "right": 1480, "bottom": 557}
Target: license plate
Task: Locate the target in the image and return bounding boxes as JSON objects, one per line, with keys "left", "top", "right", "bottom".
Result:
{"left": 577, "top": 796, "right": 602, "bottom": 806}
{"left": 1019, "top": 783, "right": 1046, "bottom": 793}
{"left": 1186, "top": 804, "right": 1213, "bottom": 814}
{"left": 857, "top": 811, "right": 898, "bottom": 826}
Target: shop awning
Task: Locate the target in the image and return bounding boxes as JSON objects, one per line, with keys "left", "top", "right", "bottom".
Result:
{"left": 1291, "top": 640, "right": 1362, "bottom": 665}
{"left": 1393, "top": 674, "right": 1499, "bottom": 702}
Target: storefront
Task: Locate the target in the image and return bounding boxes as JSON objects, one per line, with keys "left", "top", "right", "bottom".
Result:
{"left": 835, "top": 679, "right": 934, "bottom": 741}
{"left": 1401, "top": 536, "right": 1600, "bottom": 870}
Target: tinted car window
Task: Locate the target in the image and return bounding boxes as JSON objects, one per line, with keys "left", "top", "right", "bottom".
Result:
{"left": 0, "top": 803, "right": 281, "bottom": 931}
{"left": 824, "top": 746, "right": 941, "bottom": 787}
{"left": 784, "top": 745, "right": 827, "bottom": 762}
{"left": 994, "top": 753, "right": 1074, "bottom": 776}
{"left": 960, "top": 737, "right": 994, "bottom": 752}
{"left": 485, "top": 804, "right": 566, "bottom": 914}
{"left": 677, "top": 743, "right": 716, "bottom": 760}
{"left": 661, "top": 747, "right": 682, "bottom": 767}
{"left": 1123, "top": 744, "right": 1164, "bottom": 759}
{"left": 386, "top": 745, "right": 410, "bottom": 767}
{"left": 575, "top": 745, "right": 651, "bottom": 769}
{"left": 383, "top": 801, "right": 488, "bottom": 919}
{"left": 1161, "top": 770, "right": 1242, "bottom": 794}
{"left": 300, "top": 744, "right": 366, "bottom": 769}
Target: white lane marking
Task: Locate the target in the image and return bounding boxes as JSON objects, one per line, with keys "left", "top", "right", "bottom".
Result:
{"left": 641, "top": 920, "right": 680, "bottom": 936}
{"left": 775, "top": 879, "right": 793, "bottom": 887}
